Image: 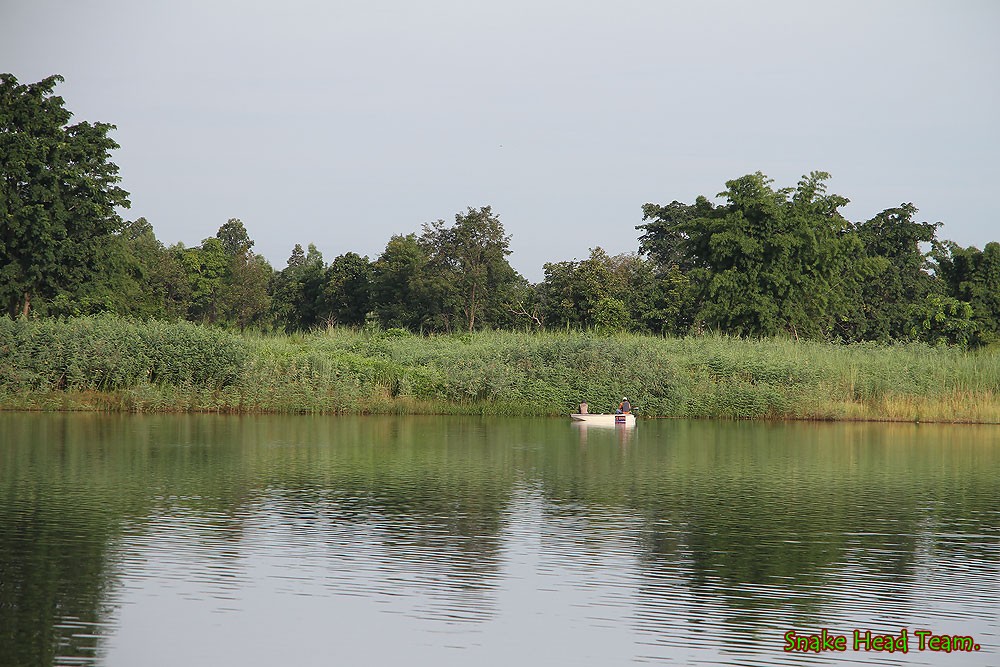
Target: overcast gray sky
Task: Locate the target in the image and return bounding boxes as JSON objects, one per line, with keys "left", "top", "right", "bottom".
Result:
{"left": 3, "top": 0, "right": 998, "bottom": 281}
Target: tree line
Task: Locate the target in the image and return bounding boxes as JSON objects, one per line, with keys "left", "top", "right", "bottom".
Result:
{"left": 3, "top": 74, "right": 999, "bottom": 346}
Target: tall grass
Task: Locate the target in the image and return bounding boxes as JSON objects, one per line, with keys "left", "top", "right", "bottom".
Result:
{"left": 0, "top": 316, "right": 246, "bottom": 391}
{"left": 2, "top": 316, "right": 998, "bottom": 422}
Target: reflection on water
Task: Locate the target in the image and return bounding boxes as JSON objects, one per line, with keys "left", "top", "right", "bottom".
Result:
{"left": 573, "top": 421, "right": 636, "bottom": 448}
{"left": 0, "top": 414, "right": 997, "bottom": 666}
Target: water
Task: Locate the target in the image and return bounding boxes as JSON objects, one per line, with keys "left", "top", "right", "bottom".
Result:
{"left": 0, "top": 414, "right": 997, "bottom": 666}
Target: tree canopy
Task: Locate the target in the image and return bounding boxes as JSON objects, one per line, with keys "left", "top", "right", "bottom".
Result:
{"left": 639, "top": 172, "right": 861, "bottom": 339}
{"left": 1, "top": 74, "right": 130, "bottom": 317}
{"left": 4, "top": 76, "right": 998, "bottom": 347}
{"left": 419, "top": 206, "right": 523, "bottom": 332}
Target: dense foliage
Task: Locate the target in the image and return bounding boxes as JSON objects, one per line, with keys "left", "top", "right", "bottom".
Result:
{"left": 3, "top": 75, "right": 1000, "bottom": 348}
{"left": 0, "top": 316, "right": 247, "bottom": 392}
{"left": 637, "top": 172, "right": 995, "bottom": 346}
{"left": 0, "top": 74, "right": 130, "bottom": 318}
{"left": 2, "top": 317, "right": 998, "bottom": 422}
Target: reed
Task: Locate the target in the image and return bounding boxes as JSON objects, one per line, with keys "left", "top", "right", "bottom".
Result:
{"left": 2, "top": 316, "right": 998, "bottom": 422}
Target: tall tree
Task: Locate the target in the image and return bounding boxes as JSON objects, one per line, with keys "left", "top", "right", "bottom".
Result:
{"left": 638, "top": 198, "right": 714, "bottom": 272}
{"left": 68, "top": 216, "right": 188, "bottom": 320}
{"left": 0, "top": 74, "right": 130, "bottom": 317}
{"left": 538, "top": 259, "right": 586, "bottom": 330}
{"left": 320, "top": 252, "right": 372, "bottom": 327}
{"left": 637, "top": 198, "right": 711, "bottom": 335}
{"left": 371, "top": 234, "right": 433, "bottom": 330}
{"left": 51, "top": 216, "right": 175, "bottom": 319}
{"left": 213, "top": 218, "right": 271, "bottom": 329}
{"left": 538, "top": 248, "right": 641, "bottom": 331}
{"left": 270, "top": 244, "right": 307, "bottom": 331}
{"left": 638, "top": 172, "right": 861, "bottom": 339}
{"left": 420, "top": 206, "right": 521, "bottom": 331}
{"left": 220, "top": 253, "right": 272, "bottom": 329}
{"left": 270, "top": 243, "right": 326, "bottom": 331}
{"left": 160, "top": 242, "right": 194, "bottom": 319}
{"left": 116, "top": 217, "right": 169, "bottom": 317}
{"left": 841, "top": 204, "right": 943, "bottom": 342}
{"left": 216, "top": 217, "right": 254, "bottom": 256}
{"left": 934, "top": 241, "right": 1000, "bottom": 345}
{"left": 180, "top": 237, "right": 228, "bottom": 324}
{"left": 40, "top": 220, "right": 139, "bottom": 317}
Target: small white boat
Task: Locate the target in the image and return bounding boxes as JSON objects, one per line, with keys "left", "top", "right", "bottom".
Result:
{"left": 569, "top": 413, "right": 635, "bottom": 427}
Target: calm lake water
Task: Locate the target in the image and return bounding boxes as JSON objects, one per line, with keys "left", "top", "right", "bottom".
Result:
{"left": 0, "top": 414, "right": 997, "bottom": 667}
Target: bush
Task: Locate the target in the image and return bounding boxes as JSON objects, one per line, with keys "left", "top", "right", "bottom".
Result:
{"left": 0, "top": 315, "right": 248, "bottom": 392}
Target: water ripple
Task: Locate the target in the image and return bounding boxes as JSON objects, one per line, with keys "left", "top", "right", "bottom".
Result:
{"left": 1, "top": 415, "right": 997, "bottom": 666}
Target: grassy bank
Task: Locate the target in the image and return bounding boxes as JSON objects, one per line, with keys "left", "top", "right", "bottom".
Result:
{"left": 2, "top": 316, "right": 999, "bottom": 422}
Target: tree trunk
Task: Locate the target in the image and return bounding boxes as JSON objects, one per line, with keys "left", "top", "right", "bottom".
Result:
{"left": 468, "top": 282, "right": 477, "bottom": 332}
{"left": 21, "top": 292, "right": 31, "bottom": 318}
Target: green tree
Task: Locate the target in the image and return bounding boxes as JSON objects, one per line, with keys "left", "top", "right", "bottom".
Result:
{"left": 840, "top": 203, "right": 943, "bottom": 342}
{"left": 115, "top": 218, "right": 169, "bottom": 317}
{"left": 180, "top": 237, "right": 228, "bottom": 324}
{"left": 269, "top": 243, "right": 328, "bottom": 331}
{"left": 270, "top": 244, "right": 307, "bottom": 331}
{"left": 78, "top": 217, "right": 187, "bottom": 320}
{"left": 639, "top": 172, "right": 862, "bottom": 339}
{"left": 0, "top": 74, "right": 130, "bottom": 317}
{"left": 31, "top": 217, "right": 188, "bottom": 320}
{"left": 216, "top": 217, "right": 254, "bottom": 256}
{"left": 576, "top": 248, "right": 627, "bottom": 322}
{"left": 137, "top": 220, "right": 205, "bottom": 321}
{"left": 538, "top": 259, "right": 584, "bottom": 330}
{"left": 593, "top": 296, "right": 630, "bottom": 333}
{"left": 638, "top": 198, "right": 714, "bottom": 271}
{"left": 934, "top": 241, "right": 1000, "bottom": 345}
{"left": 219, "top": 252, "right": 272, "bottom": 329}
{"left": 371, "top": 234, "right": 433, "bottom": 330}
{"left": 420, "top": 206, "right": 522, "bottom": 331}
{"left": 160, "top": 242, "right": 194, "bottom": 319}
{"left": 41, "top": 221, "right": 139, "bottom": 317}
{"left": 538, "top": 248, "right": 647, "bottom": 331}
{"left": 506, "top": 278, "right": 544, "bottom": 330}
{"left": 213, "top": 218, "right": 272, "bottom": 329}
{"left": 320, "top": 252, "right": 372, "bottom": 327}
{"left": 907, "top": 294, "right": 976, "bottom": 348}
{"left": 630, "top": 262, "right": 693, "bottom": 336}
{"left": 637, "top": 200, "right": 708, "bottom": 335}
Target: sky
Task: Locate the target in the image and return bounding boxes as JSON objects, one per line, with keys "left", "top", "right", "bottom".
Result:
{"left": 2, "top": 0, "right": 998, "bottom": 281}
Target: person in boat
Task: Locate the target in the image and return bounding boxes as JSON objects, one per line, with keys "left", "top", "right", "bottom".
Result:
{"left": 616, "top": 397, "right": 632, "bottom": 414}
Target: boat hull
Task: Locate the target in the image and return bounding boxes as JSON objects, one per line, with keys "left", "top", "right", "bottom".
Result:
{"left": 569, "top": 413, "right": 635, "bottom": 427}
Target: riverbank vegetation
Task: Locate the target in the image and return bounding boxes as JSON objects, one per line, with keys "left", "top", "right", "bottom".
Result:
{"left": 2, "top": 316, "right": 998, "bottom": 422}
{"left": 2, "top": 74, "right": 1000, "bottom": 422}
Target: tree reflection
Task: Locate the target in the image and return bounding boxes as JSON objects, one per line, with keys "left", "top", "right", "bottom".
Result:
{"left": 0, "top": 415, "right": 996, "bottom": 666}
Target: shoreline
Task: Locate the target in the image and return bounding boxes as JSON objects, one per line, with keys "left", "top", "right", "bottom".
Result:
{"left": 2, "top": 390, "right": 998, "bottom": 425}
